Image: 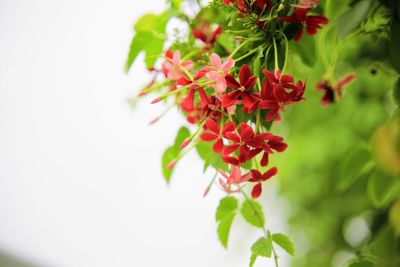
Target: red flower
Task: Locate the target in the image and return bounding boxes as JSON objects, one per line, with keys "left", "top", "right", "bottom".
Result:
{"left": 192, "top": 24, "right": 222, "bottom": 48}
{"left": 250, "top": 132, "right": 287, "bottom": 166}
{"left": 258, "top": 70, "right": 305, "bottom": 122}
{"left": 316, "top": 73, "right": 355, "bottom": 106}
{"left": 249, "top": 167, "right": 277, "bottom": 198}
{"left": 222, "top": 64, "right": 258, "bottom": 112}
{"left": 278, "top": 8, "right": 329, "bottom": 41}
{"left": 181, "top": 84, "right": 209, "bottom": 111}
{"left": 223, "top": 123, "right": 261, "bottom": 165}
{"left": 200, "top": 119, "right": 236, "bottom": 153}
{"left": 237, "top": 0, "right": 272, "bottom": 15}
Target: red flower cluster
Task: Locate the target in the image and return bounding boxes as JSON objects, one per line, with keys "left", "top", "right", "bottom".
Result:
{"left": 200, "top": 118, "right": 286, "bottom": 198}
{"left": 144, "top": 0, "right": 331, "bottom": 199}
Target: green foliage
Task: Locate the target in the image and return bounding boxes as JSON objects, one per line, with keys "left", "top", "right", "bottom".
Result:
{"left": 241, "top": 199, "right": 265, "bottom": 228}
{"left": 367, "top": 169, "right": 395, "bottom": 207}
{"left": 337, "top": 146, "right": 371, "bottom": 191}
{"left": 272, "top": 233, "right": 295, "bottom": 256}
{"left": 216, "top": 197, "right": 238, "bottom": 221}
{"left": 216, "top": 197, "right": 238, "bottom": 248}
{"left": 161, "top": 127, "right": 190, "bottom": 183}
{"left": 125, "top": 11, "right": 169, "bottom": 71}
{"left": 196, "top": 141, "right": 229, "bottom": 172}
{"left": 336, "top": 0, "right": 372, "bottom": 38}
{"left": 291, "top": 34, "right": 316, "bottom": 68}
{"left": 251, "top": 236, "right": 273, "bottom": 258}
{"left": 389, "top": 18, "right": 400, "bottom": 72}
{"left": 249, "top": 253, "right": 258, "bottom": 267}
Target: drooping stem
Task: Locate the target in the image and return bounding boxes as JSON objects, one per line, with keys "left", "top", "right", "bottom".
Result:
{"left": 239, "top": 187, "right": 279, "bottom": 267}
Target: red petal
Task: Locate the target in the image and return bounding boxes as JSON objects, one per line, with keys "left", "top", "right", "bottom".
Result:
{"left": 222, "top": 90, "right": 241, "bottom": 107}
{"left": 222, "top": 122, "right": 236, "bottom": 135}
{"left": 225, "top": 132, "right": 241, "bottom": 143}
{"left": 240, "top": 125, "right": 255, "bottom": 141}
{"left": 249, "top": 170, "right": 262, "bottom": 182}
{"left": 251, "top": 183, "right": 262, "bottom": 199}
{"left": 260, "top": 152, "right": 269, "bottom": 167}
{"left": 182, "top": 88, "right": 195, "bottom": 110}
{"left": 200, "top": 132, "right": 218, "bottom": 141}
{"left": 223, "top": 144, "right": 240, "bottom": 155}
{"left": 213, "top": 138, "right": 224, "bottom": 153}
{"left": 239, "top": 64, "right": 251, "bottom": 86}
{"left": 222, "top": 156, "right": 240, "bottom": 165}
{"left": 262, "top": 167, "right": 278, "bottom": 180}
{"left": 205, "top": 118, "right": 220, "bottom": 134}
{"left": 225, "top": 74, "right": 240, "bottom": 88}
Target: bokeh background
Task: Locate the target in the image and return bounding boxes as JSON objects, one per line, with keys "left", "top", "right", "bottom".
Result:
{"left": 0, "top": 0, "right": 288, "bottom": 266}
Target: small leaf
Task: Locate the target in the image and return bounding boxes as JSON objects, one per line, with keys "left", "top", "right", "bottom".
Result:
{"left": 241, "top": 199, "right": 265, "bottom": 228}
{"left": 216, "top": 197, "right": 238, "bottom": 221}
{"left": 249, "top": 254, "right": 258, "bottom": 267}
{"left": 337, "top": 146, "right": 371, "bottom": 191}
{"left": 196, "top": 141, "right": 229, "bottom": 172}
{"left": 336, "top": 0, "right": 372, "bottom": 38}
{"left": 134, "top": 14, "right": 159, "bottom": 32}
{"left": 217, "top": 213, "right": 236, "bottom": 248}
{"left": 251, "top": 236, "right": 272, "bottom": 258}
{"left": 161, "top": 127, "right": 191, "bottom": 184}
{"left": 367, "top": 169, "right": 394, "bottom": 207}
{"left": 272, "top": 233, "right": 295, "bottom": 256}
{"left": 162, "top": 147, "right": 176, "bottom": 184}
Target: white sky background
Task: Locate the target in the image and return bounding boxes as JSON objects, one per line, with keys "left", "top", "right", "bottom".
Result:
{"left": 0, "top": 0, "right": 289, "bottom": 266}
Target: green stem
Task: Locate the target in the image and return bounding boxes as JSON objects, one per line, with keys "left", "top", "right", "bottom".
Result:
{"left": 272, "top": 37, "right": 279, "bottom": 71}
{"left": 228, "top": 38, "right": 262, "bottom": 59}
{"left": 239, "top": 187, "right": 279, "bottom": 267}
{"left": 276, "top": 31, "right": 289, "bottom": 75}
{"left": 234, "top": 46, "right": 260, "bottom": 62}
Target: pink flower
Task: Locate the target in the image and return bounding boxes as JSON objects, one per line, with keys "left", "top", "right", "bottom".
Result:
{"left": 162, "top": 50, "right": 194, "bottom": 81}
{"left": 218, "top": 166, "right": 251, "bottom": 194}
{"left": 206, "top": 53, "right": 235, "bottom": 95}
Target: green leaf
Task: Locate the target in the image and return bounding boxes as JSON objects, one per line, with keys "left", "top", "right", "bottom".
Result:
{"left": 249, "top": 254, "right": 258, "bottom": 267}
{"left": 162, "top": 146, "right": 176, "bottom": 184}
{"left": 173, "top": 127, "right": 191, "bottom": 153}
{"left": 217, "top": 213, "right": 236, "bottom": 248}
{"left": 251, "top": 236, "right": 272, "bottom": 258}
{"left": 389, "top": 19, "right": 400, "bottom": 72}
{"left": 337, "top": 146, "right": 371, "bottom": 191}
{"left": 134, "top": 14, "right": 159, "bottom": 32}
{"left": 125, "top": 12, "right": 169, "bottom": 72}
{"left": 196, "top": 141, "right": 229, "bottom": 172}
{"left": 216, "top": 197, "right": 238, "bottom": 221}
{"left": 291, "top": 34, "right": 316, "bottom": 67}
{"left": 272, "top": 233, "right": 295, "bottom": 256}
{"left": 161, "top": 127, "right": 190, "bottom": 184}
{"left": 241, "top": 199, "right": 265, "bottom": 228}
{"left": 336, "top": 0, "right": 372, "bottom": 38}
{"left": 367, "top": 169, "right": 394, "bottom": 207}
